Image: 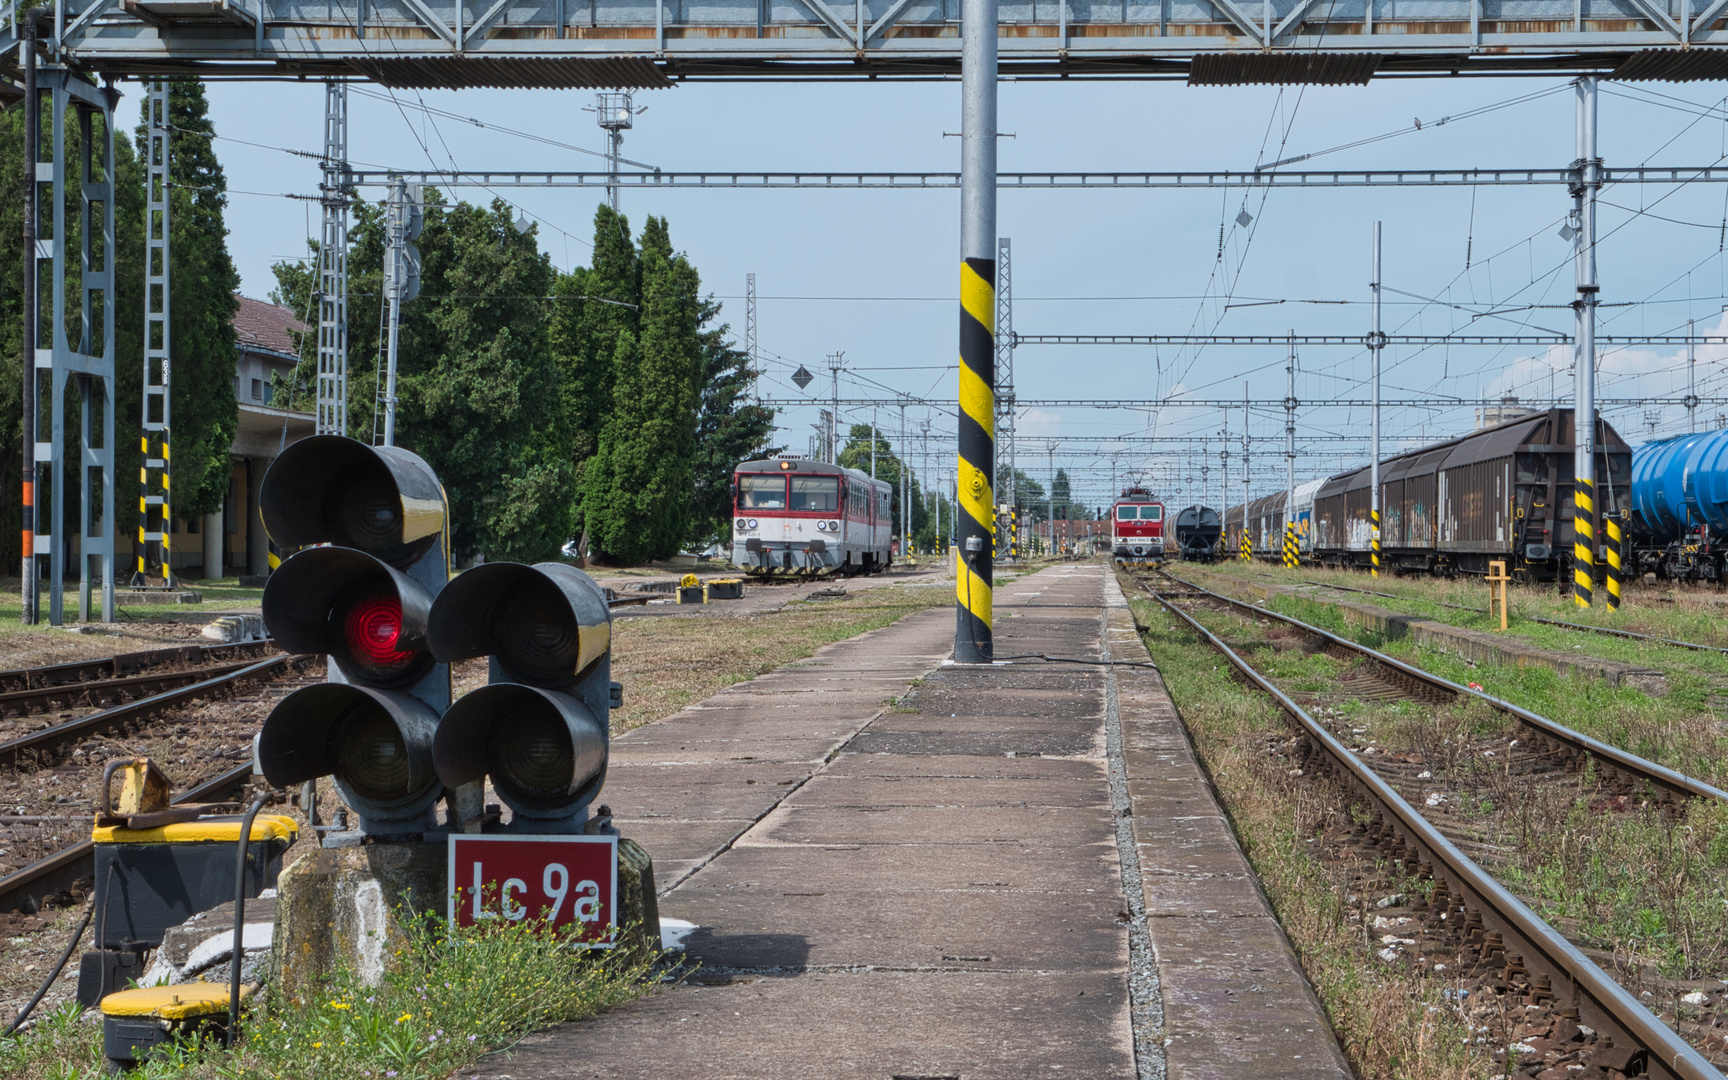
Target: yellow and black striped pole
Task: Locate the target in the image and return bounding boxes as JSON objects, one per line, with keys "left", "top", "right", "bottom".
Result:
{"left": 956, "top": 254, "right": 995, "bottom": 663}
{"left": 1240, "top": 529, "right": 1250, "bottom": 562}
{"left": 1573, "top": 480, "right": 1594, "bottom": 608}
{"left": 1370, "top": 509, "right": 1381, "bottom": 577}
{"left": 1282, "top": 522, "right": 1297, "bottom": 568}
{"left": 1604, "top": 509, "right": 1621, "bottom": 612}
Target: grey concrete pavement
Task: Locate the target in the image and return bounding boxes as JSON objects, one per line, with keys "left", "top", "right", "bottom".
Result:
{"left": 459, "top": 564, "right": 1349, "bottom": 1080}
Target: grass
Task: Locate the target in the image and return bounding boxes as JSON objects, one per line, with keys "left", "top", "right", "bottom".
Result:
{"left": 607, "top": 580, "right": 952, "bottom": 734}
{"left": 0, "top": 910, "right": 658, "bottom": 1080}
{"left": 1122, "top": 579, "right": 1495, "bottom": 1080}
{"left": 1155, "top": 574, "right": 1728, "bottom": 986}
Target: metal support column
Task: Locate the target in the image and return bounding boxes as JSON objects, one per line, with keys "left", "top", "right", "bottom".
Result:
{"left": 20, "top": 19, "right": 38, "bottom": 623}
{"left": 1285, "top": 330, "right": 1297, "bottom": 556}
{"left": 954, "top": 0, "right": 997, "bottom": 663}
{"left": 745, "top": 273, "right": 758, "bottom": 402}
{"left": 317, "top": 81, "right": 350, "bottom": 437}
{"left": 1572, "top": 77, "right": 1599, "bottom": 608}
{"left": 31, "top": 69, "right": 117, "bottom": 624}
{"left": 995, "top": 236, "right": 1015, "bottom": 524}
{"left": 1369, "top": 222, "right": 1384, "bottom": 578}
{"left": 1687, "top": 318, "right": 1699, "bottom": 433}
{"left": 134, "top": 79, "right": 173, "bottom": 588}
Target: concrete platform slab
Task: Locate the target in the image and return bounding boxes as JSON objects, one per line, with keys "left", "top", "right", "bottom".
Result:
{"left": 455, "top": 971, "right": 1133, "bottom": 1080}
{"left": 826, "top": 751, "right": 1104, "bottom": 781}
{"left": 672, "top": 841, "right": 1120, "bottom": 896}
{"left": 782, "top": 772, "right": 1110, "bottom": 809}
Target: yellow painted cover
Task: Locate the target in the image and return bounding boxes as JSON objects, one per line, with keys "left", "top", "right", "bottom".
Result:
{"left": 92, "top": 814, "right": 298, "bottom": 845}
{"left": 100, "top": 982, "right": 253, "bottom": 1019}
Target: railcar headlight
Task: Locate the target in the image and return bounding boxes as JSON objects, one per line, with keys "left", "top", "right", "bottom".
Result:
{"left": 816, "top": 520, "right": 827, "bottom": 531}
{"left": 828, "top": 521, "right": 839, "bottom": 531}
{"left": 736, "top": 518, "right": 747, "bottom": 530}
{"left": 747, "top": 519, "right": 758, "bottom": 529}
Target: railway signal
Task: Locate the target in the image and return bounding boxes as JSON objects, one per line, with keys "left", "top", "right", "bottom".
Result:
{"left": 253, "top": 435, "right": 452, "bottom": 837}
{"left": 428, "top": 561, "right": 616, "bottom": 832}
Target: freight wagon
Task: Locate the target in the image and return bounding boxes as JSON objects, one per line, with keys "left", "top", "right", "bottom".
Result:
{"left": 1222, "top": 478, "right": 1326, "bottom": 561}
{"left": 1310, "top": 408, "right": 1630, "bottom": 580}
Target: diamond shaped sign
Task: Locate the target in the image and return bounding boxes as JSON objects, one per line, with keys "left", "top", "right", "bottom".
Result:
{"left": 791, "top": 365, "right": 814, "bottom": 390}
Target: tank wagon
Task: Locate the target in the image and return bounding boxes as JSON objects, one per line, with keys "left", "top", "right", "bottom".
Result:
{"left": 1111, "top": 486, "right": 1166, "bottom": 562}
{"left": 1628, "top": 428, "right": 1728, "bottom": 581}
{"left": 1172, "top": 506, "right": 1222, "bottom": 561}
{"left": 1310, "top": 407, "right": 1630, "bottom": 579}
{"left": 731, "top": 455, "right": 894, "bottom": 576}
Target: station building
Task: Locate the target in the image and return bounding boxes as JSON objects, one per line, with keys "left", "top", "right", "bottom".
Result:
{"left": 153, "top": 295, "right": 314, "bottom": 581}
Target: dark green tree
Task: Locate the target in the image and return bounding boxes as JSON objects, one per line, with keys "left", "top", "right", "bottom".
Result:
{"left": 1051, "top": 468, "right": 1072, "bottom": 520}
{"left": 582, "top": 216, "right": 703, "bottom": 563}
{"left": 271, "top": 193, "right": 577, "bottom": 562}
{"left": 838, "top": 423, "right": 925, "bottom": 537}
{"left": 686, "top": 298, "right": 778, "bottom": 549}
{"left": 1011, "top": 470, "right": 1046, "bottom": 521}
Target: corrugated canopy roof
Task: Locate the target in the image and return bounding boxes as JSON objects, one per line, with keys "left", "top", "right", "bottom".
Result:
{"left": 1188, "top": 52, "right": 1381, "bottom": 86}
{"left": 345, "top": 56, "right": 672, "bottom": 90}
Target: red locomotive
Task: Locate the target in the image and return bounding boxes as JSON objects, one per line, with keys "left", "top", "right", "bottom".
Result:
{"left": 1111, "top": 485, "right": 1166, "bottom": 563}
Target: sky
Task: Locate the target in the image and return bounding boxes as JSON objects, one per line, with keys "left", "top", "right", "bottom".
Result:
{"left": 186, "top": 71, "right": 1728, "bottom": 513}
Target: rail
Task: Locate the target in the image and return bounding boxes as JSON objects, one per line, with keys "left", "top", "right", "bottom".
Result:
{"left": 0, "top": 654, "right": 301, "bottom": 769}
{"left": 0, "top": 639, "right": 277, "bottom": 695}
{"left": 1136, "top": 577, "right": 1725, "bottom": 1080}
{"left": 1157, "top": 572, "right": 1728, "bottom": 808}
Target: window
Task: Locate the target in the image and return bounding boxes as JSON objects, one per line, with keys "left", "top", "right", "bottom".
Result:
{"left": 790, "top": 477, "right": 839, "bottom": 512}
{"left": 1116, "top": 506, "right": 1138, "bottom": 521}
{"left": 262, "top": 381, "right": 274, "bottom": 405}
{"left": 1142, "top": 505, "right": 1163, "bottom": 522}
{"left": 738, "top": 476, "right": 787, "bottom": 509}
{"left": 251, "top": 379, "right": 263, "bottom": 401}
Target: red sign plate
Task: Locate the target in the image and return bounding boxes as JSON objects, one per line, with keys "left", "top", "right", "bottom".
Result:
{"left": 447, "top": 834, "right": 619, "bottom": 947}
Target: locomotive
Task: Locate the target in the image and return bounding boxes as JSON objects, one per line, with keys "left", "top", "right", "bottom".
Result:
{"left": 1224, "top": 408, "right": 1633, "bottom": 581}
{"left": 731, "top": 455, "right": 895, "bottom": 576}
{"left": 1111, "top": 486, "right": 1166, "bottom": 563}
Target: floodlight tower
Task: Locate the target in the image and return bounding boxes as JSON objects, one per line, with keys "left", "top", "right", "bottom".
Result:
{"left": 595, "top": 92, "right": 635, "bottom": 212}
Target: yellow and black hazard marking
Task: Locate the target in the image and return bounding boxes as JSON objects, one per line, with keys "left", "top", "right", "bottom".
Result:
{"left": 1240, "top": 530, "right": 1251, "bottom": 562}
{"left": 956, "top": 255, "right": 995, "bottom": 662}
{"left": 1573, "top": 479, "right": 1594, "bottom": 608}
{"left": 1282, "top": 522, "right": 1299, "bottom": 569}
{"left": 1371, "top": 508, "right": 1382, "bottom": 578}
{"left": 1604, "top": 511, "right": 1622, "bottom": 612}
{"left": 133, "top": 430, "right": 173, "bottom": 586}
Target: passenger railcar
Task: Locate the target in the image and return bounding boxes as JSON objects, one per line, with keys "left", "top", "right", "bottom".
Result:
{"left": 1310, "top": 407, "right": 1631, "bottom": 580}
{"left": 731, "top": 455, "right": 894, "bottom": 576}
{"left": 1111, "top": 486, "right": 1167, "bottom": 562}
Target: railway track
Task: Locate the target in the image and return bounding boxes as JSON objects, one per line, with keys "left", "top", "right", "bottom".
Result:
{"left": 0, "top": 653, "right": 322, "bottom": 913}
{"left": 1132, "top": 569, "right": 1728, "bottom": 1080}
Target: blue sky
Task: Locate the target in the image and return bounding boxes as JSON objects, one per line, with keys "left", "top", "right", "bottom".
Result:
{"left": 198, "top": 73, "right": 1728, "bottom": 511}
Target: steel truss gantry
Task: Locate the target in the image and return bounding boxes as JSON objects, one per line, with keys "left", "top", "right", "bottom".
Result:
{"left": 11, "top": 0, "right": 1728, "bottom": 80}
{"left": 1014, "top": 333, "right": 1728, "bottom": 346}
{"left": 24, "top": 66, "right": 117, "bottom": 625}
{"left": 345, "top": 165, "right": 1728, "bottom": 190}
{"left": 758, "top": 395, "right": 1728, "bottom": 409}
{"left": 317, "top": 82, "right": 351, "bottom": 437}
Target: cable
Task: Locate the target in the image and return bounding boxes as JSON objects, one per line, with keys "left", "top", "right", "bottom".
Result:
{"left": 4, "top": 907, "right": 91, "bottom": 1036}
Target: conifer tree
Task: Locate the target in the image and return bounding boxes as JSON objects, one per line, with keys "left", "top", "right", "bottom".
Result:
{"left": 687, "top": 298, "right": 777, "bottom": 549}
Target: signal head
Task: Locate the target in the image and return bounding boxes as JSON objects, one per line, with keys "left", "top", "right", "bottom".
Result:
{"left": 263, "top": 547, "right": 434, "bottom": 688}
{"left": 433, "top": 684, "right": 607, "bottom": 825}
{"left": 428, "top": 562, "right": 609, "bottom": 687}
{"left": 257, "top": 683, "right": 443, "bottom": 827}
{"left": 261, "top": 435, "right": 446, "bottom": 569}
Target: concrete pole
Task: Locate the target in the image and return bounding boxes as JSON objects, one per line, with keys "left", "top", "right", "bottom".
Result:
{"left": 202, "top": 509, "right": 223, "bottom": 581}
{"left": 247, "top": 458, "right": 268, "bottom": 577}
{"left": 1286, "top": 331, "right": 1296, "bottom": 524}
{"left": 871, "top": 407, "right": 877, "bottom": 477}
{"left": 1221, "top": 407, "right": 1229, "bottom": 519}
{"left": 1572, "top": 77, "right": 1599, "bottom": 608}
{"left": 954, "top": 0, "right": 997, "bottom": 663}
{"left": 1370, "top": 222, "right": 1384, "bottom": 578}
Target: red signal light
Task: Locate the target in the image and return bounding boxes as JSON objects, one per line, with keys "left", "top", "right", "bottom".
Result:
{"left": 344, "top": 596, "right": 413, "bottom": 670}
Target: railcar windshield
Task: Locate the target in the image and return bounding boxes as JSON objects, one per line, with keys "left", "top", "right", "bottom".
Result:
{"left": 1141, "top": 505, "right": 1163, "bottom": 522}
{"left": 738, "top": 476, "right": 788, "bottom": 509}
{"left": 1116, "top": 506, "right": 1137, "bottom": 520}
{"left": 790, "top": 477, "right": 840, "bottom": 512}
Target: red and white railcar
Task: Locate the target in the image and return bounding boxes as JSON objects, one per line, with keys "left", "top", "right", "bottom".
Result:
{"left": 731, "top": 455, "right": 894, "bottom": 576}
{"left": 1111, "top": 485, "right": 1167, "bottom": 563}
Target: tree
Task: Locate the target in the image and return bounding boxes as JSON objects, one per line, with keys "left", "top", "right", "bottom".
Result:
{"left": 686, "top": 298, "right": 778, "bottom": 550}
{"left": 1051, "top": 468, "right": 1072, "bottom": 520}
{"left": 582, "top": 217, "right": 704, "bottom": 564}
{"left": 838, "top": 424, "right": 925, "bottom": 537}
{"left": 272, "top": 193, "right": 577, "bottom": 563}
{"left": 1011, "top": 470, "right": 1046, "bottom": 521}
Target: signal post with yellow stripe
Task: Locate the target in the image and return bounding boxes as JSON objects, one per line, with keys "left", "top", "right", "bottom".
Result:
{"left": 955, "top": 255, "right": 995, "bottom": 663}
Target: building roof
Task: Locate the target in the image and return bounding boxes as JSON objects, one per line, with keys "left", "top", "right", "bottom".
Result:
{"left": 233, "top": 295, "right": 306, "bottom": 359}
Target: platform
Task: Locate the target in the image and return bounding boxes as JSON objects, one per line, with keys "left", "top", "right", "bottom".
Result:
{"left": 458, "top": 564, "right": 1349, "bottom": 1080}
